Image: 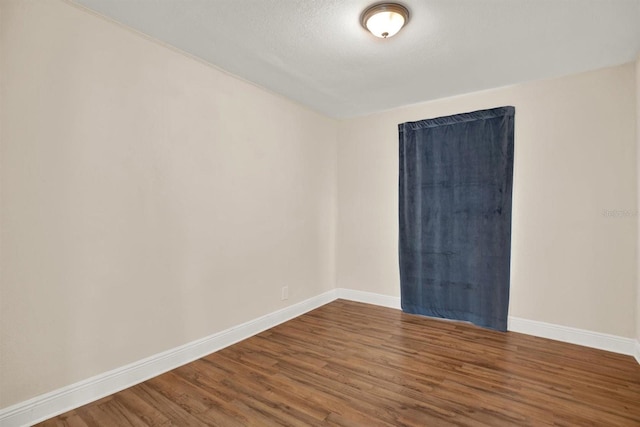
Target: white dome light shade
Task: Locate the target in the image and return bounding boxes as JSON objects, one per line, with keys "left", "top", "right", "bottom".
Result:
{"left": 362, "top": 3, "right": 410, "bottom": 38}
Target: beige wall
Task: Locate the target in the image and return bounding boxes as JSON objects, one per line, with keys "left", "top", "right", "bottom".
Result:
{"left": 637, "top": 56, "right": 640, "bottom": 345}
{"left": 0, "top": 0, "right": 337, "bottom": 408}
{"left": 337, "top": 63, "right": 637, "bottom": 339}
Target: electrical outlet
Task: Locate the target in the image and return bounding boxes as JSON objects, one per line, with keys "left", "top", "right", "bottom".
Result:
{"left": 281, "top": 286, "right": 288, "bottom": 300}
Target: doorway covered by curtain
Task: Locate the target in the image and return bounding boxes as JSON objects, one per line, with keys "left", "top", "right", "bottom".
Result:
{"left": 398, "top": 106, "right": 515, "bottom": 331}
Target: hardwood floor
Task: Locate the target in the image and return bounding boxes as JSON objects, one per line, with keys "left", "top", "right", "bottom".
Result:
{"left": 38, "top": 300, "right": 640, "bottom": 426}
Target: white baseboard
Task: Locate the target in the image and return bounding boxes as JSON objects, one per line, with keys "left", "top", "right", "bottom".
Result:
{"left": 335, "top": 289, "right": 639, "bottom": 359}
{"left": 335, "top": 289, "right": 475, "bottom": 324}
{"left": 336, "top": 288, "right": 401, "bottom": 309}
{"left": 0, "top": 289, "right": 338, "bottom": 427}
{"left": 507, "top": 317, "right": 637, "bottom": 356}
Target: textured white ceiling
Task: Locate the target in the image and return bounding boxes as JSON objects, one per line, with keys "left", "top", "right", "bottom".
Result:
{"left": 73, "top": 0, "right": 640, "bottom": 118}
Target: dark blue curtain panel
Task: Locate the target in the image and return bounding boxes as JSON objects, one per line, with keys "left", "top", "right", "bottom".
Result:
{"left": 398, "top": 106, "right": 515, "bottom": 331}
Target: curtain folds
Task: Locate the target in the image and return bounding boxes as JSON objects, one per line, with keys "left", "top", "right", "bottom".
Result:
{"left": 398, "top": 106, "right": 515, "bottom": 331}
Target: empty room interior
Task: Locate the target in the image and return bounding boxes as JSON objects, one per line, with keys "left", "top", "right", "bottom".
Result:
{"left": 2, "top": 0, "right": 640, "bottom": 425}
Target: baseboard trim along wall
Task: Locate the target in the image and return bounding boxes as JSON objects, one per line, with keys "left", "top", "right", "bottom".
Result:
{"left": 1, "top": 287, "right": 637, "bottom": 426}
{"left": 334, "top": 289, "right": 637, "bottom": 356}
{"left": 507, "top": 316, "right": 637, "bottom": 356}
{"left": 336, "top": 288, "right": 402, "bottom": 309}
{"left": 0, "top": 290, "right": 338, "bottom": 427}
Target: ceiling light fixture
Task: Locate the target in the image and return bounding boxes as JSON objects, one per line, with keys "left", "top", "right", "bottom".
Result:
{"left": 361, "top": 3, "right": 410, "bottom": 39}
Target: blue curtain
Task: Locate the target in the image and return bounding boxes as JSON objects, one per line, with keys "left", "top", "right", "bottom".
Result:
{"left": 399, "top": 106, "right": 515, "bottom": 331}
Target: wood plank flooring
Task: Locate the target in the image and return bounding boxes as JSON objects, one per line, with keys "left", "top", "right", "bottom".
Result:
{"left": 38, "top": 300, "right": 640, "bottom": 426}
